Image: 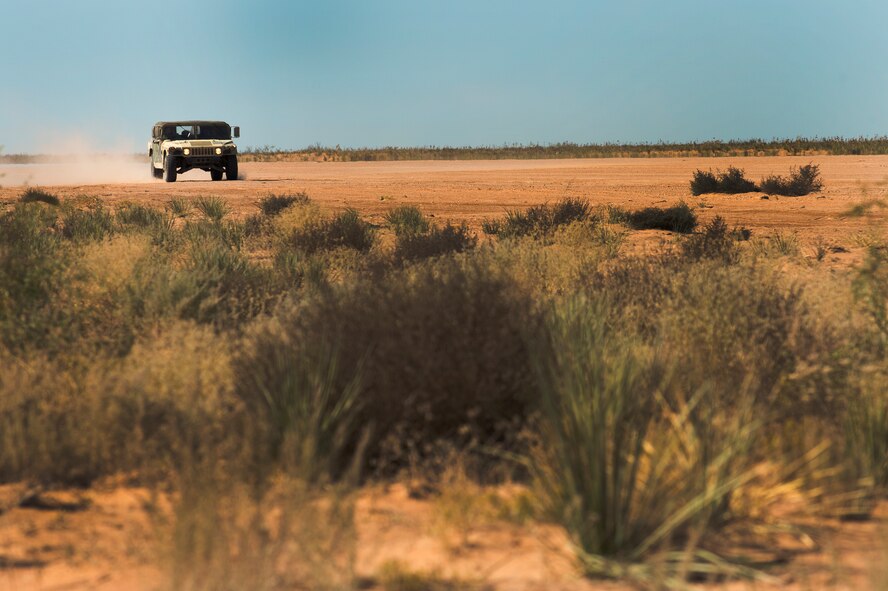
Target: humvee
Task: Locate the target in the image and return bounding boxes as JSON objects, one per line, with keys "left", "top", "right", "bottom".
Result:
{"left": 149, "top": 121, "right": 240, "bottom": 182}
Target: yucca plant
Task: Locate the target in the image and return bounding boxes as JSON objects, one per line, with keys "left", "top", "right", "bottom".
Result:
{"left": 530, "top": 297, "right": 762, "bottom": 581}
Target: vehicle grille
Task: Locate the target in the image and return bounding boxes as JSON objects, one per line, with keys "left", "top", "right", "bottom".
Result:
{"left": 189, "top": 147, "right": 216, "bottom": 157}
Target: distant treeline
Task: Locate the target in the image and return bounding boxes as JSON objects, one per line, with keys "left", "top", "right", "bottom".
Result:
{"left": 238, "top": 136, "right": 888, "bottom": 162}
{"left": 4, "top": 137, "right": 888, "bottom": 164}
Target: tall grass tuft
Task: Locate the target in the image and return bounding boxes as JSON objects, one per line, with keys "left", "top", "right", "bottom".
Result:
{"left": 194, "top": 196, "right": 230, "bottom": 222}
{"left": 166, "top": 198, "right": 191, "bottom": 218}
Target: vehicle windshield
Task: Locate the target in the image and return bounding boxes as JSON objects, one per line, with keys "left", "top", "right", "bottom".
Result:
{"left": 162, "top": 124, "right": 231, "bottom": 140}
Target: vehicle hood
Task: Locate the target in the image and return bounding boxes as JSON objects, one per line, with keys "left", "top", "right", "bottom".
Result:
{"left": 162, "top": 139, "right": 236, "bottom": 147}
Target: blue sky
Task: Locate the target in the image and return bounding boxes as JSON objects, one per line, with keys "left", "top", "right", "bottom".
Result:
{"left": 2, "top": 0, "right": 888, "bottom": 153}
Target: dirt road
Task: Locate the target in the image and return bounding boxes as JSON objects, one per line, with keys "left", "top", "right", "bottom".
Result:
{"left": 2, "top": 155, "right": 887, "bottom": 243}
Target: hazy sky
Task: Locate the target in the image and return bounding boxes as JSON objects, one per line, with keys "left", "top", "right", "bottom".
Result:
{"left": 2, "top": 0, "right": 888, "bottom": 153}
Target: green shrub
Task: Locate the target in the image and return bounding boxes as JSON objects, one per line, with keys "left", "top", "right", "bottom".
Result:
{"left": 760, "top": 164, "right": 824, "bottom": 196}
{"left": 20, "top": 187, "right": 60, "bottom": 206}
{"left": 385, "top": 205, "right": 430, "bottom": 237}
{"left": 627, "top": 202, "right": 697, "bottom": 233}
{"left": 290, "top": 208, "right": 375, "bottom": 253}
{"left": 394, "top": 222, "right": 476, "bottom": 262}
{"left": 258, "top": 193, "right": 310, "bottom": 217}
{"left": 690, "top": 167, "right": 757, "bottom": 195}
{"left": 690, "top": 170, "right": 719, "bottom": 195}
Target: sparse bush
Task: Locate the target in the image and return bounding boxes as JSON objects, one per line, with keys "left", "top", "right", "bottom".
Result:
{"left": 236, "top": 258, "right": 539, "bottom": 471}
{"left": 166, "top": 198, "right": 191, "bottom": 218}
{"left": 258, "top": 193, "right": 310, "bottom": 217}
{"left": 194, "top": 196, "right": 230, "bottom": 222}
{"left": 759, "top": 163, "right": 824, "bottom": 196}
{"left": 385, "top": 205, "right": 430, "bottom": 236}
{"left": 394, "top": 222, "right": 476, "bottom": 262}
{"left": 290, "top": 208, "right": 375, "bottom": 253}
{"left": 681, "top": 216, "right": 739, "bottom": 263}
{"left": 690, "top": 167, "right": 757, "bottom": 195}
{"left": 627, "top": 202, "right": 697, "bottom": 233}
{"left": 20, "top": 187, "right": 60, "bottom": 206}
{"left": 0, "top": 204, "right": 67, "bottom": 348}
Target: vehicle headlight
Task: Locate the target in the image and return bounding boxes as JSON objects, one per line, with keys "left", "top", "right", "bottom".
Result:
{"left": 215, "top": 147, "right": 222, "bottom": 155}
{"left": 183, "top": 148, "right": 191, "bottom": 156}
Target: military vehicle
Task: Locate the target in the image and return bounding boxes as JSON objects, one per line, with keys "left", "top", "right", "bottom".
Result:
{"left": 149, "top": 121, "right": 240, "bottom": 182}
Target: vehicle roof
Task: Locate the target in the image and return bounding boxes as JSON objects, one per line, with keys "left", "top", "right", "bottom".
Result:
{"left": 154, "top": 121, "right": 230, "bottom": 127}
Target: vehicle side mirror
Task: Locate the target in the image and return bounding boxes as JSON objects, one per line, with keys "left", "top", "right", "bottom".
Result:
{"left": 233, "top": 126, "right": 240, "bottom": 138}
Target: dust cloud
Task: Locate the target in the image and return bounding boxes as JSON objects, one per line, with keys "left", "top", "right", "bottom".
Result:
{"left": 0, "top": 134, "right": 153, "bottom": 187}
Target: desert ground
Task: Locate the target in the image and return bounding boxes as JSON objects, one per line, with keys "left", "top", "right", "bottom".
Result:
{"left": 2, "top": 155, "right": 887, "bottom": 242}
{"left": 1, "top": 155, "right": 887, "bottom": 590}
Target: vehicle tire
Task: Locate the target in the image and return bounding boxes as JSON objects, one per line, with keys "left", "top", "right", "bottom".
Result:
{"left": 210, "top": 168, "right": 223, "bottom": 181}
{"left": 153, "top": 165, "right": 163, "bottom": 179}
{"left": 225, "top": 156, "right": 238, "bottom": 181}
{"left": 163, "top": 155, "right": 177, "bottom": 183}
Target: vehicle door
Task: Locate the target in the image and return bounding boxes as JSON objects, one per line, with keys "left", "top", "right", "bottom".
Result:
{"left": 151, "top": 126, "right": 163, "bottom": 167}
